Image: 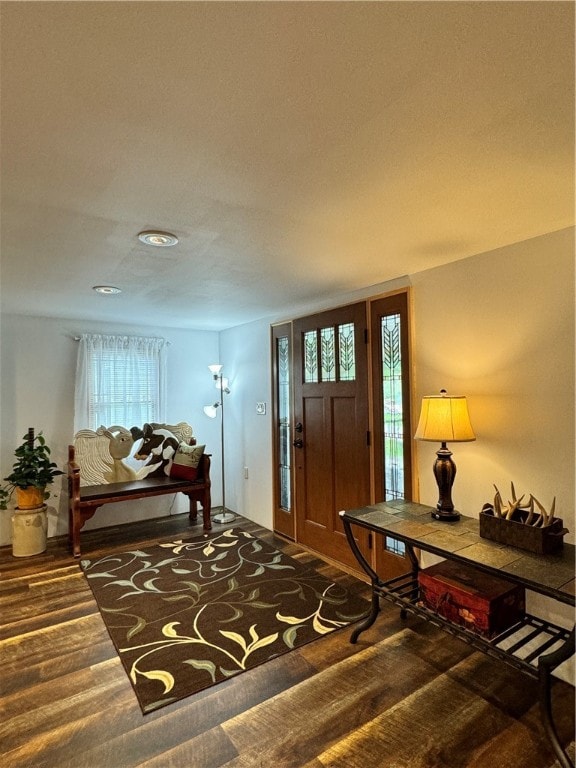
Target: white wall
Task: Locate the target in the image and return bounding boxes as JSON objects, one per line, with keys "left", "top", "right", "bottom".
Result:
{"left": 0, "top": 315, "right": 220, "bottom": 545}
{"left": 411, "top": 227, "right": 575, "bottom": 540}
{"left": 220, "top": 318, "right": 274, "bottom": 529}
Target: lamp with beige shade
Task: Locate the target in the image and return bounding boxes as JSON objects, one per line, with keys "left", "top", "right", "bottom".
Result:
{"left": 414, "top": 389, "right": 476, "bottom": 521}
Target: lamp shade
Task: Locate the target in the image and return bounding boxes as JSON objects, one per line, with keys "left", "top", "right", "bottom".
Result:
{"left": 203, "top": 404, "right": 219, "bottom": 419}
{"left": 414, "top": 392, "right": 476, "bottom": 443}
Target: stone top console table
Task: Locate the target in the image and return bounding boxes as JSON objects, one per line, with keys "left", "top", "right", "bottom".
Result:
{"left": 340, "top": 499, "right": 575, "bottom": 768}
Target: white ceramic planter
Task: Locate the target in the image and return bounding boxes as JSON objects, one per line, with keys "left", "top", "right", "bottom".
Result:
{"left": 12, "top": 505, "right": 48, "bottom": 557}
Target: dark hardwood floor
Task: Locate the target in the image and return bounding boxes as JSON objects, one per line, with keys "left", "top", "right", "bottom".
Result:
{"left": 1, "top": 513, "right": 574, "bottom": 768}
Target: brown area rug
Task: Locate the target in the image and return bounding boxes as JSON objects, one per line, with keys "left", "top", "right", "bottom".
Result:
{"left": 80, "top": 528, "right": 368, "bottom": 713}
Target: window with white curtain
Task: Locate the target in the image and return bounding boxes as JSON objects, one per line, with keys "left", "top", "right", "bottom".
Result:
{"left": 74, "top": 334, "right": 167, "bottom": 433}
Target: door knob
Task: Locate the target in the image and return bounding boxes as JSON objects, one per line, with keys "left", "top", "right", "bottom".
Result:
{"left": 293, "top": 438, "right": 303, "bottom": 449}
{"left": 295, "top": 422, "right": 303, "bottom": 433}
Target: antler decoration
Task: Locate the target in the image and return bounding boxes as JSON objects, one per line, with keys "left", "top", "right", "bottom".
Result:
{"left": 490, "top": 482, "right": 556, "bottom": 527}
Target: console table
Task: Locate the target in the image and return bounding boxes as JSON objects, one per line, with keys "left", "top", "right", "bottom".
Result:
{"left": 340, "top": 500, "right": 575, "bottom": 768}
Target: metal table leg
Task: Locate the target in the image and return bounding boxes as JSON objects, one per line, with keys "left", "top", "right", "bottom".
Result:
{"left": 538, "top": 626, "right": 575, "bottom": 768}
{"left": 341, "top": 515, "right": 382, "bottom": 642}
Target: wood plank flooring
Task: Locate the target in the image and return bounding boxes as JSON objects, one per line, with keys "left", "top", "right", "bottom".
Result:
{"left": 1, "top": 514, "right": 574, "bottom": 768}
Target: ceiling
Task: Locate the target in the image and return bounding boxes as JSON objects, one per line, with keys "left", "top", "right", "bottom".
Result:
{"left": 1, "top": 1, "right": 574, "bottom": 331}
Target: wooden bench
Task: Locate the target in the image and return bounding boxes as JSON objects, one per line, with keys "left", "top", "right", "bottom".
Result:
{"left": 68, "top": 445, "right": 212, "bottom": 558}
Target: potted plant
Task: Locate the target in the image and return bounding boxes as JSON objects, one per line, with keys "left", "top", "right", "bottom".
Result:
{"left": 0, "top": 428, "right": 63, "bottom": 510}
{"left": 0, "top": 428, "right": 63, "bottom": 557}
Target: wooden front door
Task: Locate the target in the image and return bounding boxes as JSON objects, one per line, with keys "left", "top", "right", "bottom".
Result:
{"left": 293, "top": 303, "right": 371, "bottom": 568}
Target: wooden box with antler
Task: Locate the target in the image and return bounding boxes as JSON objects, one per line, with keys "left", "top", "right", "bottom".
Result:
{"left": 480, "top": 482, "right": 568, "bottom": 554}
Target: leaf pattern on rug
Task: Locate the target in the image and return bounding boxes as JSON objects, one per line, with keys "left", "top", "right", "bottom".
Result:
{"left": 81, "top": 528, "right": 368, "bottom": 712}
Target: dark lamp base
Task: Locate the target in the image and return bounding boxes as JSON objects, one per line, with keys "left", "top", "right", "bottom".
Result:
{"left": 431, "top": 508, "right": 461, "bottom": 522}
{"left": 431, "top": 443, "right": 460, "bottom": 522}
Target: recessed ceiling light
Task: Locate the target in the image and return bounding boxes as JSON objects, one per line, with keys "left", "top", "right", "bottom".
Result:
{"left": 93, "top": 285, "right": 122, "bottom": 295}
{"left": 138, "top": 230, "right": 179, "bottom": 247}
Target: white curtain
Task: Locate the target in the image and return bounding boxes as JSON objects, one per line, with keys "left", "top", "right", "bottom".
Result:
{"left": 74, "top": 334, "right": 167, "bottom": 434}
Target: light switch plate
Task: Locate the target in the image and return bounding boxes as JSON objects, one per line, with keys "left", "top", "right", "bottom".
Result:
{"left": 256, "top": 402, "right": 266, "bottom": 415}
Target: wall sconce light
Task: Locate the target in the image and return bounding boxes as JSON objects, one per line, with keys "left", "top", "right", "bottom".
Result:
{"left": 414, "top": 389, "right": 476, "bottom": 521}
{"left": 204, "top": 364, "right": 234, "bottom": 524}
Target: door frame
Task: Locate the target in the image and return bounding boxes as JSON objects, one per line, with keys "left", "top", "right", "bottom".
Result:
{"left": 271, "top": 288, "right": 416, "bottom": 578}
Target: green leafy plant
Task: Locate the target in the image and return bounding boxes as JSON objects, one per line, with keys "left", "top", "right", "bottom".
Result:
{"left": 0, "top": 428, "right": 63, "bottom": 510}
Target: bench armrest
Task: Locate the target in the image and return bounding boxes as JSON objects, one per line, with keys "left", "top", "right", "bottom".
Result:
{"left": 197, "top": 453, "right": 211, "bottom": 484}
{"left": 68, "top": 445, "right": 81, "bottom": 505}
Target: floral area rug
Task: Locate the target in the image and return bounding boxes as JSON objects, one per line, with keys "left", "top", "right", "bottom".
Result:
{"left": 80, "top": 528, "right": 369, "bottom": 713}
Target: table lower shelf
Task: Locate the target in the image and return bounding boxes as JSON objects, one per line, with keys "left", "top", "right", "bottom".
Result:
{"left": 370, "top": 572, "right": 573, "bottom": 680}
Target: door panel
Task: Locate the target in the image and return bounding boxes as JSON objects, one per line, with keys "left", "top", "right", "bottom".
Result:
{"left": 272, "top": 323, "right": 295, "bottom": 539}
{"left": 370, "top": 292, "right": 413, "bottom": 502}
{"left": 300, "top": 395, "right": 327, "bottom": 526}
{"left": 333, "top": 394, "right": 366, "bottom": 511}
{"left": 370, "top": 292, "right": 413, "bottom": 576}
{"left": 293, "top": 303, "right": 370, "bottom": 569}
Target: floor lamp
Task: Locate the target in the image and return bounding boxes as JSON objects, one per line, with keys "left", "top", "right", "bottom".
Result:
{"left": 203, "top": 364, "right": 235, "bottom": 524}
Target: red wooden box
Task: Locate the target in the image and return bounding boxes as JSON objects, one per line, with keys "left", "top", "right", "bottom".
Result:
{"left": 418, "top": 561, "right": 525, "bottom": 639}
